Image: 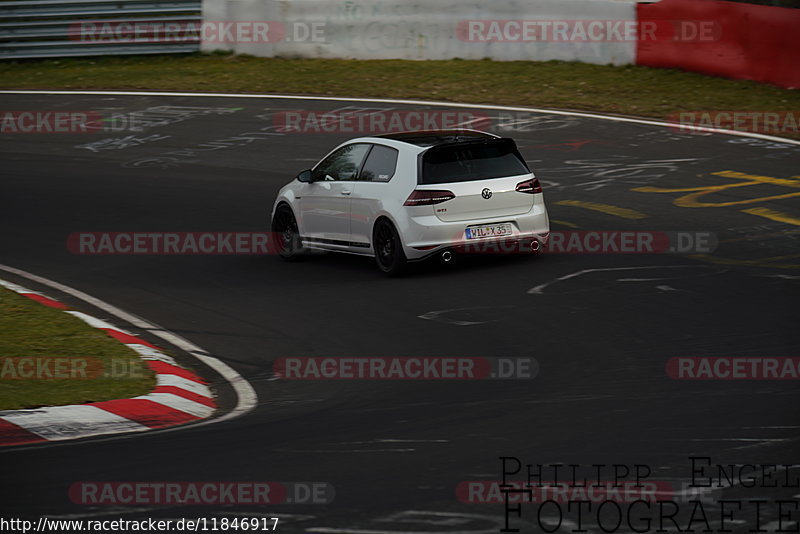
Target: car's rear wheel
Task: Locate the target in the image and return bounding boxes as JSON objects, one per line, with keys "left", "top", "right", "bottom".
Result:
{"left": 373, "top": 219, "right": 407, "bottom": 276}
{"left": 272, "top": 205, "right": 304, "bottom": 260}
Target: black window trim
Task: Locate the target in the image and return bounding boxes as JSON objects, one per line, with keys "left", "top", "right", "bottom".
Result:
{"left": 312, "top": 142, "right": 372, "bottom": 182}
{"left": 356, "top": 143, "right": 400, "bottom": 183}
{"left": 416, "top": 137, "right": 530, "bottom": 185}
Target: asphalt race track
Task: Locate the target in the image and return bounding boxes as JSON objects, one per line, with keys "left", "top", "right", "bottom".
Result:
{"left": 1, "top": 93, "right": 799, "bottom": 533}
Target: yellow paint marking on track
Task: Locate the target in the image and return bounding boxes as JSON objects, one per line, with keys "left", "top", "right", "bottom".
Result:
{"left": 550, "top": 219, "right": 579, "bottom": 228}
{"left": 554, "top": 200, "right": 647, "bottom": 220}
{"left": 632, "top": 170, "right": 800, "bottom": 208}
{"left": 689, "top": 253, "right": 800, "bottom": 270}
{"left": 719, "top": 229, "right": 800, "bottom": 244}
{"left": 711, "top": 171, "right": 800, "bottom": 188}
{"left": 741, "top": 207, "right": 800, "bottom": 227}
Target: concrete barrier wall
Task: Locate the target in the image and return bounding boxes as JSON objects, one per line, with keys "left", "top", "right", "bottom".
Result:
{"left": 201, "top": 0, "right": 637, "bottom": 65}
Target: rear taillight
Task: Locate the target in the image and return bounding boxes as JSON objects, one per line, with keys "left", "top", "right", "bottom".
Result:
{"left": 404, "top": 189, "right": 455, "bottom": 206}
{"left": 516, "top": 178, "right": 543, "bottom": 194}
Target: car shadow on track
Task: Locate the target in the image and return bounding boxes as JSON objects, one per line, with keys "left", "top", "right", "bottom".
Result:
{"left": 237, "top": 250, "right": 544, "bottom": 279}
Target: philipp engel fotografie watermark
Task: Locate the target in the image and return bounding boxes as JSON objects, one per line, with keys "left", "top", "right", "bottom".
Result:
{"left": 493, "top": 457, "right": 799, "bottom": 533}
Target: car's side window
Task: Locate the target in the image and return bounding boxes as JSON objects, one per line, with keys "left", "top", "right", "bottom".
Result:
{"left": 359, "top": 144, "right": 399, "bottom": 182}
{"left": 313, "top": 143, "right": 371, "bottom": 181}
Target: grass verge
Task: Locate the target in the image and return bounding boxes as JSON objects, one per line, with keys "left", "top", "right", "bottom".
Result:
{"left": 0, "top": 287, "right": 156, "bottom": 411}
{"left": 1, "top": 53, "right": 798, "bottom": 138}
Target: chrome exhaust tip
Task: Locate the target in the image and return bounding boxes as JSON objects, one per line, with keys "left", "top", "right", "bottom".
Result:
{"left": 441, "top": 250, "right": 454, "bottom": 263}
{"left": 531, "top": 240, "right": 540, "bottom": 252}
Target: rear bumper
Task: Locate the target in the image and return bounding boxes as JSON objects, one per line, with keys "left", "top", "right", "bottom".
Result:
{"left": 408, "top": 234, "right": 549, "bottom": 262}
{"left": 401, "top": 200, "right": 550, "bottom": 261}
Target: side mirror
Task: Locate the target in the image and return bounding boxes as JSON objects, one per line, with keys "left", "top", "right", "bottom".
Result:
{"left": 296, "top": 169, "right": 312, "bottom": 183}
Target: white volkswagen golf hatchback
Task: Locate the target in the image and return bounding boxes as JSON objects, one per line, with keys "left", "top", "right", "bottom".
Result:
{"left": 271, "top": 130, "right": 550, "bottom": 275}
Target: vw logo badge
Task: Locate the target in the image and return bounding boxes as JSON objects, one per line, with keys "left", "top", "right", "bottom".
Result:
{"left": 481, "top": 188, "right": 492, "bottom": 199}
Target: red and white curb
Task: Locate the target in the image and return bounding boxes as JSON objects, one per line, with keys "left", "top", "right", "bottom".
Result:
{"left": 0, "top": 278, "right": 217, "bottom": 446}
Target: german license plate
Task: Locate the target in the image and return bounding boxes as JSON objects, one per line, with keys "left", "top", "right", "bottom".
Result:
{"left": 465, "top": 223, "right": 513, "bottom": 240}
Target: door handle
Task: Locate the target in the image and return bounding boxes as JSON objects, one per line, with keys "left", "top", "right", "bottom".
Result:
{"left": 341, "top": 190, "right": 352, "bottom": 195}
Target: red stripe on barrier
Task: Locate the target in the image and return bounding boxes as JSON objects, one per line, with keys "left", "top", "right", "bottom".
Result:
{"left": 94, "top": 399, "right": 201, "bottom": 428}
{"left": 152, "top": 386, "right": 216, "bottom": 408}
{"left": 100, "top": 329, "right": 160, "bottom": 349}
{"left": 637, "top": 0, "right": 800, "bottom": 89}
{"left": 22, "top": 293, "right": 69, "bottom": 309}
{"left": 146, "top": 361, "right": 206, "bottom": 384}
{"left": 0, "top": 419, "right": 47, "bottom": 445}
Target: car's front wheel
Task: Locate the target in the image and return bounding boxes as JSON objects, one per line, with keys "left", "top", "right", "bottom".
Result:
{"left": 272, "top": 205, "right": 304, "bottom": 261}
{"left": 373, "top": 218, "right": 407, "bottom": 276}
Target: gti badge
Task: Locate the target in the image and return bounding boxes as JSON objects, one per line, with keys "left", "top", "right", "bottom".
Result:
{"left": 481, "top": 188, "right": 492, "bottom": 199}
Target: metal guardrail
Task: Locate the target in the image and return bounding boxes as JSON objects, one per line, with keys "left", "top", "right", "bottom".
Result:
{"left": 0, "top": 0, "right": 201, "bottom": 59}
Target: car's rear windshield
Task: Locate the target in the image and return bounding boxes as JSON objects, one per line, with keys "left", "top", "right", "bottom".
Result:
{"left": 419, "top": 138, "right": 530, "bottom": 184}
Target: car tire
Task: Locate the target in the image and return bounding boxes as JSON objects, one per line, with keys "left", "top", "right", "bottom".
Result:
{"left": 272, "top": 205, "right": 305, "bottom": 261}
{"left": 373, "top": 218, "right": 407, "bottom": 276}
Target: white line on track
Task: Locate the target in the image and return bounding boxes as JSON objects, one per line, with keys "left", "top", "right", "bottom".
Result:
{"left": 418, "top": 305, "right": 514, "bottom": 326}
{"left": 335, "top": 439, "right": 449, "bottom": 444}
{"left": 0, "top": 263, "right": 258, "bottom": 443}
{"left": 656, "top": 284, "right": 682, "bottom": 292}
{"left": 528, "top": 265, "right": 718, "bottom": 294}
{"left": 2, "top": 90, "right": 799, "bottom": 146}
{"left": 65, "top": 310, "right": 133, "bottom": 332}
{"left": 307, "top": 510, "right": 506, "bottom": 534}
{"left": 127, "top": 343, "right": 178, "bottom": 364}
{"left": 275, "top": 449, "right": 418, "bottom": 453}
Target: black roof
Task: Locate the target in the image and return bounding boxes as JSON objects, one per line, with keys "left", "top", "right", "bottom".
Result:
{"left": 375, "top": 130, "right": 497, "bottom": 147}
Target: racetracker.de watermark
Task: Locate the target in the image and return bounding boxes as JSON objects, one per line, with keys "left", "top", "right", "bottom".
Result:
{"left": 273, "top": 109, "right": 491, "bottom": 134}
{"left": 1, "top": 110, "right": 211, "bottom": 134}
{"left": 67, "top": 232, "right": 274, "bottom": 255}
{"left": 545, "top": 231, "right": 715, "bottom": 254}
{"left": 459, "top": 231, "right": 716, "bottom": 255}
{"left": 273, "top": 357, "right": 538, "bottom": 380}
{"left": 68, "top": 21, "right": 325, "bottom": 43}
{"left": 456, "top": 19, "right": 720, "bottom": 43}
{"left": 0, "top": 111, "right": 103, "bottom": 134}
{"left": 65, "top": 231, "right": 716, "bottom": 255}
{"left": 0, "top": 357, "right": 146, "bottom": 380}
{"left": 457, "top": 480, "right": 676, "bottom": 504}
{"left": 667, "top": 357, "right": 800, "bottom": 380}
{"left": 69, "top": 482, "right": 334, "bottom": 505}
{"left": 667, "top": 111, "right": 800, "bottom": 136}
